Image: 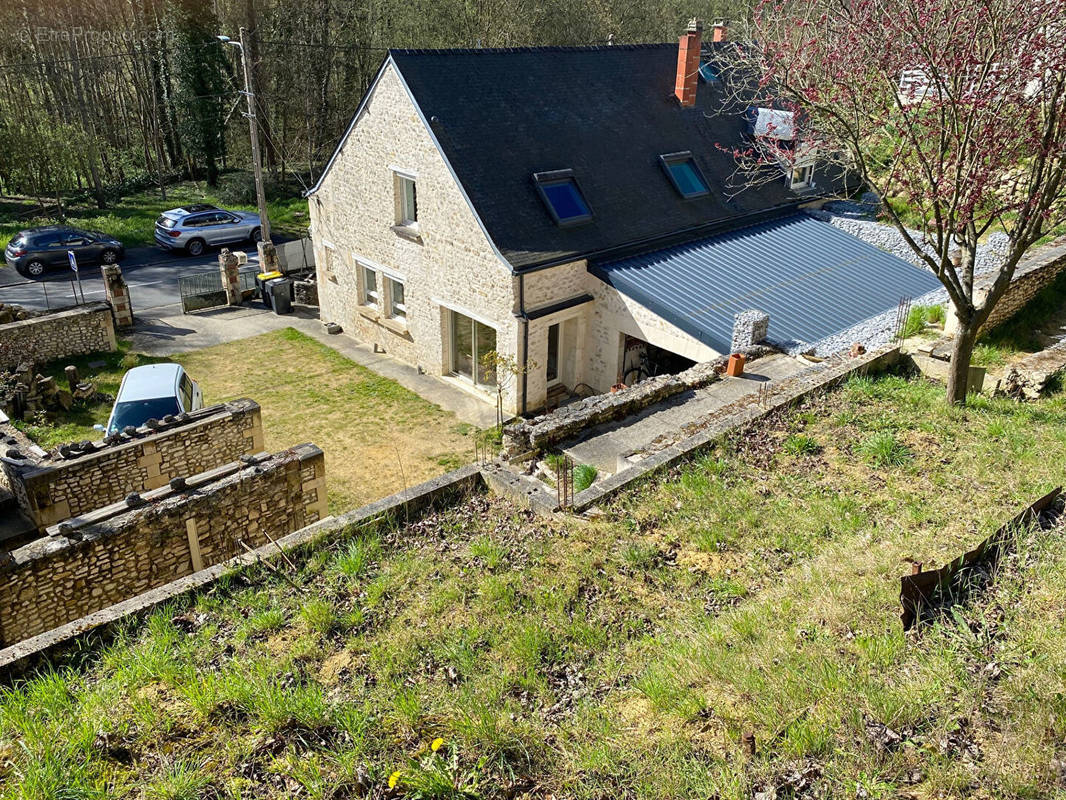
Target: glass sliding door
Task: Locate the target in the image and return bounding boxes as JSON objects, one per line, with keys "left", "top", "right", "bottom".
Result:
{"left": 450, "top": 310, "right": 497, "bottom": 389}
{"left": 451, "top": 310, "right": 474, "bottom": 380}
{"left": 474, "top": 321, "right": 497, "bottom": 387}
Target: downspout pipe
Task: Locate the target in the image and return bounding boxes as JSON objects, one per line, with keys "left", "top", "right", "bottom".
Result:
{"left": 519, "top": 273, "right": 528, "bottom": 416}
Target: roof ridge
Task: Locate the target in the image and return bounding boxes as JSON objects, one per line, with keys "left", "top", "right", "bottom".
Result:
{"left": 388, "top": 43, "right": 673, "bottom": 56}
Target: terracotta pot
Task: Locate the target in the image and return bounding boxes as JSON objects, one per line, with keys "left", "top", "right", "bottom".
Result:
{"left": 726, "top": 353, "right": 746, "bottom": 377}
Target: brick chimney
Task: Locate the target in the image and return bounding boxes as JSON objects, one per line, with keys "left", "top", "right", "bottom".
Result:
{"left": 712, "top": 19, "right": 728, "bottom": 42}
{"left": 674, "top": 18, "right": 702, "bottom": 107}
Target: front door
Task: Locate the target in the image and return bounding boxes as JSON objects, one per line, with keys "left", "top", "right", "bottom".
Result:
{"left": 450, "top": 310, "right": 497, "bottom": 389}
{"left": 546, "top": 319, "right": 579, "bottom": 388}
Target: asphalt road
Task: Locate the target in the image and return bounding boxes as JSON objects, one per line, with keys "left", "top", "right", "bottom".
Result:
{"left": 0, "top": 242, "right": 267, "bottom": 313}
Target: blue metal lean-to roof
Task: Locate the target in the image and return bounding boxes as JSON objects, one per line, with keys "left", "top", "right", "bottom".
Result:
{"left": 590, "top": 213, "right": 943, "bottom": 354}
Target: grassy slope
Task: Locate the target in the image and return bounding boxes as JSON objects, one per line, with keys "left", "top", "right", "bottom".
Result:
{"left": 3, "top": 375, "right": 1066, "bottom": 799}
{"left": 14, "top": 329, "right": 473, "bottom": 512}
{"left": 0, "top": 179, "right": 308, "bottom": 250}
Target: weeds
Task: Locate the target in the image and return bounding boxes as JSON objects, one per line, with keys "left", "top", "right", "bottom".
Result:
{"left": 4, "top": 375, "right": 1066, "bottom": 798}
{"left": 782, "top": 433, "right": 819, "bottom": 456}
{"left": 858, "top": 431, "right": 913, "bottom": 468}
{"left": 573, "top": 463, "right": 598, "bottom": 492}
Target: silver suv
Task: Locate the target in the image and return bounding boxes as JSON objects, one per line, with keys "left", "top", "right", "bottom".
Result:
{"left": 154, "top": 203, "right": 262, "bottom": 256}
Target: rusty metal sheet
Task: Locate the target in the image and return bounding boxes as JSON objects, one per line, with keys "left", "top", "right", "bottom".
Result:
{"left": 900, "top": 486, "right": 1062, "bottom": 630}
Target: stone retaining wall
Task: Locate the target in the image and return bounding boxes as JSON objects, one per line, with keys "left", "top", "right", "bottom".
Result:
{"left": 570, "top": 346, "right": 902, "bottom": 511}
{"left": 0, "top": 302, "right": 116, "bottom": 370}
{"left": 0, "top": 462, "right": 481, "bottom": 671}
{"left": 980, "top": 237, "right": 1066, "bottom": 332}
{"left": 2, "top": 399, "right": 264, "bottom": 532}
{"left": 0, "top": 444, "right": 326, "bottom": 647}
{"left": 504, "top": 346, "right": 774, "bottom": 454}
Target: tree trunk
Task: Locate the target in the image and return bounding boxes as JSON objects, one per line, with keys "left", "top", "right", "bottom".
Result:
{"left": 947, "top": 321, "right": 978, "bottom": 405}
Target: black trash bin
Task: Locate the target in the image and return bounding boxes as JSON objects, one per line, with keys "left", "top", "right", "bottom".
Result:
{"left": 257, "top": 270, "right": 282, "bottom": 309}
{"left": 267, "top": 277, "right": 292, "bottom": 315}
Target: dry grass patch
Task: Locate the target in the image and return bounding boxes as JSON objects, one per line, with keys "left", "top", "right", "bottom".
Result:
{"left": 172, "top": 327, "right": 473, "bottom": 511}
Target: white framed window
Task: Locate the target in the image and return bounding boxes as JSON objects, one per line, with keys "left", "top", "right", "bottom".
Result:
{"left": 790, "top": 164, "right": 814, "bottom": 189}
{"left": 393, "top": 169, "right": 418, "bottom": 227}
{"left": 387, "top": 276, "right": 406, "bottom": 322}
{"left": 360, "top": 263, "right": 378, "bottom": 306}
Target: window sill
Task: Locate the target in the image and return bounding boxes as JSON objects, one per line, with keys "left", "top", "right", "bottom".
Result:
{"left": 391, "top": 224, "right": 423, "bottom": 244}
{"left": 358, "top": 307, "right": 411, "bottom": 338}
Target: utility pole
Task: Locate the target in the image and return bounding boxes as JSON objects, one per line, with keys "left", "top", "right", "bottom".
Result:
{"left": 219, "top": 29, "right": 272, "bottom": 244}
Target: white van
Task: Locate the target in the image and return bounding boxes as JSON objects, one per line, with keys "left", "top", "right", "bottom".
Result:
{"left": 102, "top": 364, "right": 203, "bottom": 435}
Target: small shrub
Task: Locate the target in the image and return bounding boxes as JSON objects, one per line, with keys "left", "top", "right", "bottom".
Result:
{"left": 783, "top": 434, "right": 819, "bottom": 456}
{"left": 859, "top": 431, "right": 913, "bottom": 468}
{"left": 901, "top": 305, "right": 945, "bottom": 338}
{"left": 574, "top": 463, "right": 598, "bottom": 492}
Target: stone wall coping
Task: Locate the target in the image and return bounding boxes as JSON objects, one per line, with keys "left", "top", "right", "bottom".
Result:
{"left": 506, "top": 345, "right": 776, "bottom": 453}
{"left": 4, "top": 444, "right": 323, "bottom": 570}
{"left": 15, "top": 398, "right": 261, "bottom": 477}
{"left": 0, "top": 301, "right": 111, "bottom": 333}
{"left": 0, "top": 460, "right": 483, "bottom": 674}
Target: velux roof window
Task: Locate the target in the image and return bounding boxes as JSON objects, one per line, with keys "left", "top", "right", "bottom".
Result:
{"left": 660, "top": 152, "right": 710, "bottom": 199}
{"left": 533, "top": 170, "right": 593, "bottom": 227}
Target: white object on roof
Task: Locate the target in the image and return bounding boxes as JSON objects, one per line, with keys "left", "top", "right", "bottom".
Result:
{"left": 751, "top": 108, "right": 795, "bottom": 140}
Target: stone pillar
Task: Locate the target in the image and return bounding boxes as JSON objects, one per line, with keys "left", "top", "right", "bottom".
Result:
{"left": 220, "top": 248, "right": 242, "bottom": 306}
{"left": 257, "top": 240, "right": 281, "bottom": 274}
{"left": 101, "top": 264, "right": 133, "bottom": 328}
{"left": 731, "top": 310, "right": 770, "bottom": 352}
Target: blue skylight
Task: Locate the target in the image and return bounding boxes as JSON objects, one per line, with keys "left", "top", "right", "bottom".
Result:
{"left": 699, "top": 62, "right": 720, "bottom": 82}
{"left": 534, "top": 171, "right": 593, "bottom": 226}
{"left": 660, "top": 153, "right": 710, "bottom": 199}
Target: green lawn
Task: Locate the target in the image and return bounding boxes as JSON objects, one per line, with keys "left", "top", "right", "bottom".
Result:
{"left": 4, "top": 374, "right": 1066, "bottom": 798}
{"left": 0, "top": 175, "right": 308, "bottom": 250}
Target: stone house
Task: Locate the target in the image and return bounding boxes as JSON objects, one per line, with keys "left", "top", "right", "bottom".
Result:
{"left": 307, "top": 22, "right": 940, "bottom": 416}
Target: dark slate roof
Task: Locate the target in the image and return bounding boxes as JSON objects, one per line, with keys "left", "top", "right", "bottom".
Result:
{"left": 589, "top": 213, "right": 943, "bottom": 353}
{"left": 389, "top": 45, "right": 823, "bottom": 270}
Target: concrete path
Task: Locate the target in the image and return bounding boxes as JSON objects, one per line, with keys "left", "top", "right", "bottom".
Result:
{"left": 129, "top": 303, "right": 499, "bottom": 429}
{"left": 561, "top": 353, "right": 808, "bottom": 473}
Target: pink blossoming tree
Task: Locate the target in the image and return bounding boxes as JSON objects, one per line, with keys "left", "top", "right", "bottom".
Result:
{"left": 725, "top": 0, "right": 1066, "bottom": 403}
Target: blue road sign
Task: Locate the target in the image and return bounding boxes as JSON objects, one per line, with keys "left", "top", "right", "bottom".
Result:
{"left": 67, "top": 250, "right": 78, "bottom": 273}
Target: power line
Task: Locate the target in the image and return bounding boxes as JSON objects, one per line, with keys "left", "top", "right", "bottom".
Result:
{"left": 0, "top": 40, "right": 218, "bottom": 72}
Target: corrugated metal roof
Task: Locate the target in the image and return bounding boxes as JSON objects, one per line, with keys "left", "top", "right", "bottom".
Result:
{"left": 590, "top": 213, "right": 943, "bottom": 353}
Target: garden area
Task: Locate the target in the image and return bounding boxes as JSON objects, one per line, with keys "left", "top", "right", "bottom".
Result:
{"left": 3, "top": 372, "right": 1066, "bottom": 798}
{"left": 12, "top": 328, "right": 476, "bottom": 513}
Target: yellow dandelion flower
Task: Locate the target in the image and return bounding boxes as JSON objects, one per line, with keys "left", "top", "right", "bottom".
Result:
{"left": 388, "top": 770, "right": 402, "bottom": 789}
{"left": 431, "top": 737, "right": 445, "bottom": 752}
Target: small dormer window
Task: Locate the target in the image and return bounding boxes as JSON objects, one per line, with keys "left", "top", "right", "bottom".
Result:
{"left": 660, "top": 152, "right": 710, "bottom": 199}
{"left": 533, "top": 170, "right": 593, "bottom": 227}
{"left": 790, "top": 164, "right": 814, "bottom": 190}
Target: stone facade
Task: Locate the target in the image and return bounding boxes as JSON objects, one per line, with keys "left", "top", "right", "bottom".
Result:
{"left": 0, "top": 444, "right": 326, "bottom": 647}
{"left": 310, "top": 63, "right": 724, "bottom": 415}
{"left": 0, "top": 302, "right": 116, "bottom": 370}
{"left": 2, "top": 399, "right": 264, "bottom": 531}
{"left": 311, "top": 63, "right": 521, "bottom": 410}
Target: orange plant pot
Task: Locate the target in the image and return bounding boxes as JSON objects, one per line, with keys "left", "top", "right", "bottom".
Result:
{"left": 726, "top": 353, "right": 746, "bottom": 377}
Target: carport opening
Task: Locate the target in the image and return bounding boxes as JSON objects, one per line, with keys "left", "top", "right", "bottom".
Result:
{"left": 620, "top": 335, "right": 695, "bottom": 386}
